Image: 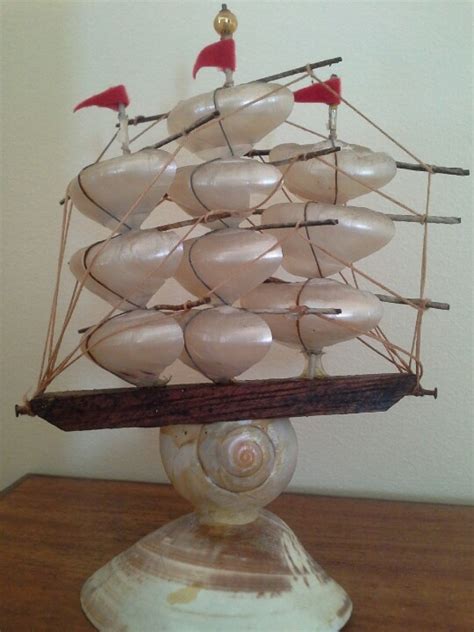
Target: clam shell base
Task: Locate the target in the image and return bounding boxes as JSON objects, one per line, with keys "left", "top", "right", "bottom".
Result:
{"left": 81, "top": 510, "right": 352, "bottom": 632}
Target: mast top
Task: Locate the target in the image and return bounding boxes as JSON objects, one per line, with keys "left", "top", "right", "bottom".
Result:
{"left": 214, "top": 4, "right": 238, "bottom": 37}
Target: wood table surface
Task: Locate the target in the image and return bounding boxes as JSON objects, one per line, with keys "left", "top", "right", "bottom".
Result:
{"left": 0, "top": 475, "right": 472, "bottom": 631}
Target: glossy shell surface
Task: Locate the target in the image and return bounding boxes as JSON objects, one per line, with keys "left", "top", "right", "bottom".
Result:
{"left": 69, "top": 229, "right": 183, "bottom": 310}
{"left": 241, "top": 279, "right": 383, "bottom": 353}
{"left": 82, "top": 310, "right": 183, "bottom": 386}
{"left": 270, "top": 140, "right": 397, "bottom": 203}
{"left": 68, "top": 149, "right": 176, "bottom": 232}
{"left": 177, "top": 306, "right": 272, "bottom": 383}
{"left": 169, "top": 157, "right": 282, "bottom": 229}
{"left": 262, "top": 202, "right": 395, "bottom": 278}
{"left": 81, "top": 509, "right": 352, "bottom": 632}
{"left": 174, "top": 228, "right": 282, "bottom": 305}
{"left": 160, "top": 418, "right": 297, "bottom": 523}
{"left": 167, "top": 82, "right": 294, "bottom": 159}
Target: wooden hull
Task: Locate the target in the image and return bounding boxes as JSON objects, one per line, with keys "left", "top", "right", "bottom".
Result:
{"left": 22, "top": 373, "right": 417, "bottom": 431}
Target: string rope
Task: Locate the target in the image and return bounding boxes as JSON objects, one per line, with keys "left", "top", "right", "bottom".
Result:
{"left": 30, "top": 67, "right": 435, "bottom": 399}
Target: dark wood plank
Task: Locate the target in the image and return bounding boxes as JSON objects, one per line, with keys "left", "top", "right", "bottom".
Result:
{"left": 20, "top": 373, "right": 417, "bottom": 431}
{"left": 0, "top": 475, "right": 472, "bottom": 631}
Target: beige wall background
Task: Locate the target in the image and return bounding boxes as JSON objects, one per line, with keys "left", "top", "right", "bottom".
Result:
{"left": 1, "top": 0, "right": 472, "bottom": 502}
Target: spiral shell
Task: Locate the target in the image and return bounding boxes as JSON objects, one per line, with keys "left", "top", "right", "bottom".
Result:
{"left": 198, "top": 423, "right": 276, "bottom": 492}
{"left": 160, "top": 418, "right": 298, "bottom": 524}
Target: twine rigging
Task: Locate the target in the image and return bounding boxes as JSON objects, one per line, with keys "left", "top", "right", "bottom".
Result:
{"left": 29, "top": 65, "right": 439, "bottom": 402}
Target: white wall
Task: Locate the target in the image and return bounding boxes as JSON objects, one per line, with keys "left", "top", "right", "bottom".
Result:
{"left": 1, "top": 0, "right": 472, "bottom": 503}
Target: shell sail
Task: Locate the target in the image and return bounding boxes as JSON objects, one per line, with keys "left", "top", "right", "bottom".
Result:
{"left": 69, "top": 229, "right": 183, "bottom": 310}
{"left": 270, "top": 140, "right": 397, "bottom": 203}
{"left": 81, "top": 310, "right": 184, "bottom": 386}
{"left": 176, "top": 306, "right": 273, "bottom": 383}
{"left": 241, "top": 279, "right": 383, "bottom": 353}
{"left": 169, "top": 157, "right": 282, "bottom": 228}
{"left": 262, "top": 202, "right": 395, "bottom": 278}
{"left": 166, "top": 82, "right": 294, "bottom": 159}
{"left": 67, "top": 149, "right": 176, "bottom": 232}
{"left": 174, "top": 228, "right": 282, "bottom": 305}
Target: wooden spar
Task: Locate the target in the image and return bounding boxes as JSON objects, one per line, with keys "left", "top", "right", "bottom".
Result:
{"left": 150, "top": 110, "right": 220, "bottom": 149}
{"left": 386, "top": 215, "right": 461, "bottom": 225}
{"left": 268, "top": 146, "right": 340, "bottom": 166}
{"left": 117, "top": 57, "right": 344, "bottom": 130}
{"left": 263, "top": 278, "right": 450, "bottom": 311}
{"left": 119, "top": 112, "right": 169, "bottom": 127}
{"left": 15, "top": 373, "right": 418, "bottom": 430}
{"left": 246, "top": 149, "right": 470, "bottom": 177}
{"left": 375, "top": 295, "right": 450, "bottom": 311}
{"left": 395, "top": 162, "right": 470, "bottom": 176}
{"left": 252, "top": 57, "right": 343, "bottom": 83}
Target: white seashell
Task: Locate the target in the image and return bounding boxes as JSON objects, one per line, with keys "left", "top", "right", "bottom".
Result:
{"left": 69, "top": 229, "right": 183, "bottom": 310}
{"left": 82, "top": 310, "right": 183, "bottom": 386}
{"left": 174, "top": 228, "right": 282, "bottom": 305}
{"left": 68, "top": 149, "right": 176, "bottom": 232}
{"left": 169, "top": 157, "right": 282, "bottom": 229}
{"left": 262, "top": 202, "right": 395, "bottom": 278}
{"left": 160, "top": 418, "right": 298, "bottom": 522}
{"left": 177, "top": 306, "right": 272, "bottom": 383}
{"left": 241, "top": 279, "right": 383, "bottom": 353}
{"left": 270, "top": 140, "right": 397, "bottom": 203}
{"left": 167, "top": 82, "right": 294, "bottom": 159}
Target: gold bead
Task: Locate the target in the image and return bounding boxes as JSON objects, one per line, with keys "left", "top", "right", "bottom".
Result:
{"left": 213, "top": 4, "right": 238, "bottom": 36}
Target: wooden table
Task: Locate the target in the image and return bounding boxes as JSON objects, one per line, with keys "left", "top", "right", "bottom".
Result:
{"left": 0, "top": 475, "right": 472, "bottom": 631}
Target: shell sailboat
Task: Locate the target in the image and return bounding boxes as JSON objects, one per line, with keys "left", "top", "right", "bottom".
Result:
{"left": 15, "top": 4, "right": 469, "bottom": 631}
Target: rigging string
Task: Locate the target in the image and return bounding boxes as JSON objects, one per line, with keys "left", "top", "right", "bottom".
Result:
{"left": 337, "top": 270, "right": 408, "bottom": 372}
{"left": 306, "top": 68, "right": 434, "bottom": 174}
{"left": 189, "top": 158, "right": 233, "bottom": 228}
{"left": 37, "top": 143, "right": 187, "bottom": 392}
{"left": 411, "top": 171, "right": 432, "bottom": 384}
{"left": 258, "top": 152, "right": 417, "bottom": 373}
{"left": 34, "top": 79, "right": 310, "bottom": 395}
{"left": 32, "top": 69, "right": 434, "bottom": 398}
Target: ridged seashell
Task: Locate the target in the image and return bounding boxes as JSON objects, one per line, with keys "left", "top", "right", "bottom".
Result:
{"left": 69, "top": 229, "right": 183, "bottom": 310}
{"left": 262, "top": 202, "right": 395, "bottom": 278}
{"left": 167, "top": 82, "right": 294, "bottom": 160}
{"left": 269, "top": 140, "right": 397, "bottom": 203}
{"left": 241, "top": 279, "right": 383, "bottom": 353}
{"left": 82, "top": 310, "right": 183, "bottom": 386}
{"left": 169, "top": 157, "right": 282, "bottom": 229}
{"left": 174, "top": 228, "right": 282, "bottom": 305}
{"left": 177, "top": 306, "right": 272, "bottom": 383}
{"left": 160, "top": 418, "right": 298, "bottom": 520}
{"left": 68, "top": 149, "right": 176, "bottom": 232}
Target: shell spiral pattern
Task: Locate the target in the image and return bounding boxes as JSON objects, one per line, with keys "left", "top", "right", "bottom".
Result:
{"left": 160, "top": 418, "right": 298, "bottom": 524}
{"left": 199, "top": 424, "right": 276, "bottom": 492}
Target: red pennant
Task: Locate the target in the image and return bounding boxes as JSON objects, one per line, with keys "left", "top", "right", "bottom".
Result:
{"left": 293, "top": 77, "right": 341, "bottom": 105}
{"left": 192, "top": 38, "right": 236, "bottom": 79}
{"left": 73, "top": 85, "right": 130, "bottom": 113}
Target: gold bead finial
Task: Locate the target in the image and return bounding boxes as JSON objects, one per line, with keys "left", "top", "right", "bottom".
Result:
{"left": 214, "top": 4, "right": 238, "bottom": 37}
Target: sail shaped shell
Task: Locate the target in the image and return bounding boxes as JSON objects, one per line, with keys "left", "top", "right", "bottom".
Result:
{"left": 262, "top": 203, "right": 395, "bottom": 278}
{"left": 82, "top": 310, "right": 184, "bottom": 386}
{"left": 174, "top": 228, "right": 282, "bottom": 305}
{"left": 241, "top": 279, "right": 383, "bottom": 353}
{"left": 69, "top": 229, "right": 183, "bottom": 310}
{"left": 177, "top": 306, "right": 272, "bottom": 383}
{"left": 167, "top": 82, "right": 294, "bottom": 160}
{"left": 68, "top": 149, "right": 176, "bottom": 232}
{"left": 269, "top": 140, "right": 396, "bottom": 203}
{"left": 169, "top": 158, "right": 282, "bottom": 229}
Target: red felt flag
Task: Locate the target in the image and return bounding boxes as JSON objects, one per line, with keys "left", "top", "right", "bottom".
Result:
{"left": 192, "top": 38, "right": 236, "bottom": 79}
{"left": 73, "top": 85, "right": 130, "bottom": 112}
{"left": 293, "top": 77, "right": 341, "bottom": 106}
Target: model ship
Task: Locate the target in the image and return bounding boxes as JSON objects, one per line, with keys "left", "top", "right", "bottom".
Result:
{"left": 15, "top": 5, "right": 468, "bottom": 631}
